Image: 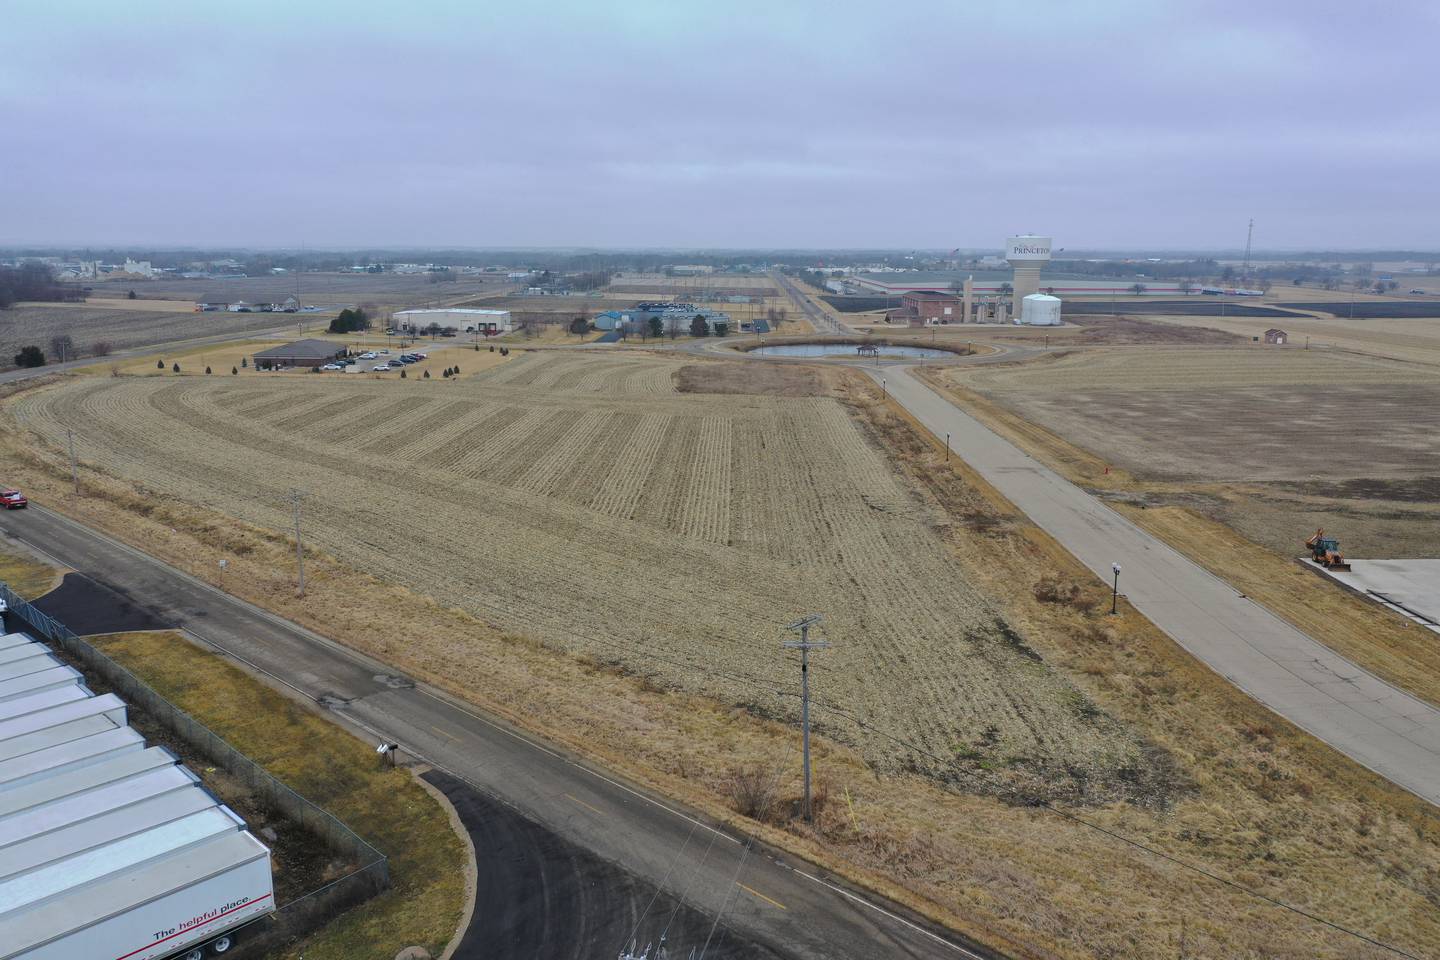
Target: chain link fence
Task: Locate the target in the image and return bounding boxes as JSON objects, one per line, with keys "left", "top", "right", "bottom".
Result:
{"left": 1, "top": 581, "right": 390, "bottom": 952}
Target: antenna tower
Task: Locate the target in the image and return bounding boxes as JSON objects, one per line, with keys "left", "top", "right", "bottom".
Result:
{"left": 1243, "top": 218, "right": 1254, "bottom": 277}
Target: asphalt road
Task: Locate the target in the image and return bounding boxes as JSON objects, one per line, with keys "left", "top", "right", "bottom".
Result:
{"left": 423, "top": 768, "right": 783, "bottom": 960}
{"left": 873, "top": 364, "right": 1440, "bottom": 806}
{"left": 0, "top": 506, "right": 990, "bottom": 960}
{"left": 771, "top": 271, "right": 852, "bottom": 335}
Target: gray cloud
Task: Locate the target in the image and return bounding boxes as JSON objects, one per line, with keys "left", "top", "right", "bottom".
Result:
{"left": 2, "top": 0, "right": 1436, "bottom": 249}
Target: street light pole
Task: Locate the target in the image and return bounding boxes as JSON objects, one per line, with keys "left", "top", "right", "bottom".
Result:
{"left": 783, "top": 615, "right": 830, "bottom": 823}
{"left": 1111, "top": 562, "right": 1122, "bottom": 615}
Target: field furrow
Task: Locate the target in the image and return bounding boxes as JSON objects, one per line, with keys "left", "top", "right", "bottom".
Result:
{"left": 5, "top": 351, "right": 1149, "bottom": 797}
{"left": 587, "top": 413, "right": 669, "bottom": 521}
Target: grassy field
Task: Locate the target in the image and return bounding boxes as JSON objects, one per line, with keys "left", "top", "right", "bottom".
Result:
{"left": 88, "top": 631, "right": 466, "bottom": 960}
{"left": 925, "top": 344, "right": 1440, "bottom": 702}
{"left": 0, "top": 536, "right": 64, "bottom": 597}
{"left": 0, "top": 305, "right": 294, "bottom": 369}
{"left": 3, "top": 355, "right": 1440, "bottom": 957}
{"left": 86, "top": 272, "right": 497, "bottom": 308}
{"left": 1145, "top": 313, "right": 1440, "bottom": 365}
{"left": 77, "top": 336, "right": 512, "bottom": 381}
{"left": 951, "top": 346, "right": 1440, "bottom": 481}
{"left": 28, "top": 297, "right": 202, "bottom": 313}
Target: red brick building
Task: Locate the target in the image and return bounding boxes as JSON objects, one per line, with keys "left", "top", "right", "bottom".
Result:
{"left": 885, "top": 291, "right": 962, "bottom": 326}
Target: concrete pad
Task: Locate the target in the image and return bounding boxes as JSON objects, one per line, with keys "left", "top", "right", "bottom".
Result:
{"left": 1315, "top": 559, "right": 1440, "bottom": 635}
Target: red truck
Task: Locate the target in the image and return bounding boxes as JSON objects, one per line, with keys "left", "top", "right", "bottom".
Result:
{"left": 1, "top": 489, "right": 27, "bottom": 509}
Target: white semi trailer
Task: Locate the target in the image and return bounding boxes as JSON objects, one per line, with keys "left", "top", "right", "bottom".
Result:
{"left": 0, "top": 635, "right": 275, "bottom": 960}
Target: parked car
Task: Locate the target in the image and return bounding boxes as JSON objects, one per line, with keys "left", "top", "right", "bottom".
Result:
{"left": 372, "top": 363, "right": 391, "bottom": 371}
{"left": 1, "top": 488, "right": 27, "bottom": 509}
{"left": 1410, "top": 289, "right": 1428, "bottom": 295}
{"left": 360, "top": 352, "right": 377, "bottom": 359}
{"left": 337, "top": 358, "right": 355, "bottom": 366}
{"left": 320, "top": 363, "right": 342, "bottom": 371}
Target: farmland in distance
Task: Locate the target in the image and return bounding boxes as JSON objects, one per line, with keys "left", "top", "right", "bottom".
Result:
{"left": 0, "top": 304, "right": 290, "bottom": 368}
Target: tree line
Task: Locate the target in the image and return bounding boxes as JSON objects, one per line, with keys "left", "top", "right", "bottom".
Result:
{"left": 0, "top": 263, "right": 86, "bottom": 309}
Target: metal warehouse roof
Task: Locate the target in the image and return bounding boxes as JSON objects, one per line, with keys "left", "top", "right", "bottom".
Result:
{"left": 251, "top": 338, "right": 346, "bottom": 361}
{"left": 0, "top": 635, "right": 271, "bottom": 957}
{"left": 0, "top": 651, "right": 60, "bottom": 683}
{"left": 0, "top": 663, "right": 81, "bottom": 703}
{"left": 0, "top": 632, "right": 36, "bottom": 651}
{"left": 394, "top": 307, "right": 510, "bottom": 316}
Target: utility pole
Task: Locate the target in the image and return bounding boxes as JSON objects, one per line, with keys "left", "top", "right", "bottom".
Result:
{"left": 945, "top": 432, "right": 951, "bottom": 462}
{"left": 783, "top": 614, "right": 830, "bottom": 823}
{"left": 1243, "top": 218, "right": 1254, "bottom": 278}
{"left": 289, "top": 489, "right": 306, "bottom": 596}
{"left": 67, "top": 430, "right": 79, "bottom": 495}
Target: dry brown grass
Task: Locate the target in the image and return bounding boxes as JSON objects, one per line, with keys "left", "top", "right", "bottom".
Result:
{"left": 918, "top": 364, "right": 1440, "bottom": 711}
{"left": 2, "top": 360, "right": 1440, "bottom": 958}
{"left": 0, "top": 536, "right": 64, "bottom": 598}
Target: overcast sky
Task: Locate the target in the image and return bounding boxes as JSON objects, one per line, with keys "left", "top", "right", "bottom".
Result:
{"left": 3, "top": 1, "right": 1436, "bottom": 251}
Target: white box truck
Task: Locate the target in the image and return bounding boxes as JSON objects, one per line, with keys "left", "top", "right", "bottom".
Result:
{"left": 0, "top": 638, "right": 275, "bottom": 960}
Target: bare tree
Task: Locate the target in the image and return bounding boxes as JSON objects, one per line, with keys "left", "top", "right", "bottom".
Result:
{"left": 48, "top": 334, "right": 76, "bottom": 362}
{"left": 91, "top": 340, "right": 114, "bottom": 357}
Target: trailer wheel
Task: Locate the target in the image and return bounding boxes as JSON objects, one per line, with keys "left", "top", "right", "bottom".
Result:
{"left": 183, "top": 950, "right": 205, "bottom": 960}
{"left": 210, "top": 934, "right": 235, "bottom": 953}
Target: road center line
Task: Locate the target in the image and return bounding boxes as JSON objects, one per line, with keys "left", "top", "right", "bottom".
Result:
{"left": 564, "top": 792, "right": 606, "bottom": 817}
{"left": 736, "top": 882, "right": 786, "bottom": 911}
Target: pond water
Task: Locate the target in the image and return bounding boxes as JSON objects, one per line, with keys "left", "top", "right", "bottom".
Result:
{"left": 749, "top": 343, "right": 956, "bottom": 359}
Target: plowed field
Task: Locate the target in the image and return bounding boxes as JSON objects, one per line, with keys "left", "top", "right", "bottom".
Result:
{"left": 10, "top": 350, "right": 1152, "bottom": 800}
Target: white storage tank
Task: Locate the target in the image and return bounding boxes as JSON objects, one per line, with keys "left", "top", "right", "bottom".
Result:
{"left": 1019, "top": 293, "right": 1062, "bottom": 326}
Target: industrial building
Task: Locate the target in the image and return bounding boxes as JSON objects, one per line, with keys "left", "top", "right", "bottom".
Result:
{"left": 394, "top": 308, "right": 513, "bottom": 335}
{"left": 251, "top": 339, "right": 346, "bottom": 370}
{"left": 592, "top": 310, "right": 639, "bottom": 331}
{"left": 0, "top": 633, "right": 274, "bottom": 960}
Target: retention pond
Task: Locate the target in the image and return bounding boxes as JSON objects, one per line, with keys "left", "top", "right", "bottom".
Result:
{"left": 749, "top": 343, "right": 957, "bottom": 359}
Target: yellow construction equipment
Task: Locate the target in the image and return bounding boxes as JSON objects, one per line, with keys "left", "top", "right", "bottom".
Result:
{"left": 1305, "top": 528, "right": 1352, "bottom": 571}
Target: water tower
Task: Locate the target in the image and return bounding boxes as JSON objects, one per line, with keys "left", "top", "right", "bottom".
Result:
{"left": 1005, "top": 235, "right": 1052, "bottom": 321}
